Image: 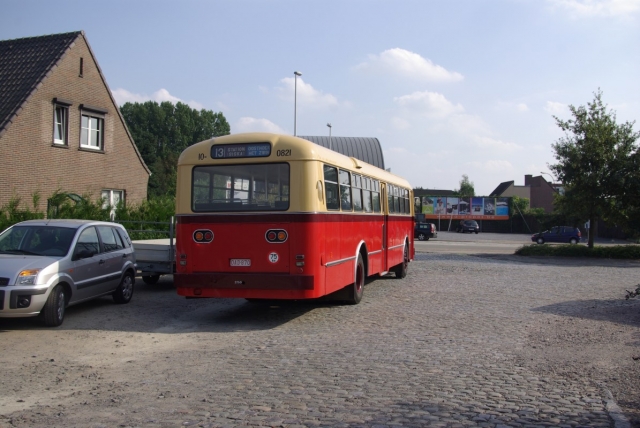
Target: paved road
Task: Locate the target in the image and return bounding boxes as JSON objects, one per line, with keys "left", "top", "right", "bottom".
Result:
{"left": 0, "top": 238, "right": 638, "bottom": 427}
{"left": 417, "top": 231, "right": 631, "bottom": 254}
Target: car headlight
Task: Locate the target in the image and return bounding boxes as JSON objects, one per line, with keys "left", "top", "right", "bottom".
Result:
{"left": 17, "top": 269, "right": 41, "bottom": 285}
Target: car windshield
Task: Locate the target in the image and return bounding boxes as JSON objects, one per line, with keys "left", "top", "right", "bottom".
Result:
{"left": 0, "top": 225, "right": 77, "bottom": 257}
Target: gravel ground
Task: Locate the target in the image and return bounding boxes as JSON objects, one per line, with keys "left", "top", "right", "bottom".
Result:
{"left": 0, "top": 252, "right": 638, "bottom": 427}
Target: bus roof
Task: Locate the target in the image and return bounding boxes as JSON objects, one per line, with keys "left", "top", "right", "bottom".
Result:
{"left": 178, "top": 133, "right": 411, "bottom": 188}
{"left": 298, "top": 136, "right": 385, "bottom": 170}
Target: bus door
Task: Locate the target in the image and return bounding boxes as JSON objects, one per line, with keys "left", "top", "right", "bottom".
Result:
{"left": 381, "top": 183, "right": 389, "bottom": 273}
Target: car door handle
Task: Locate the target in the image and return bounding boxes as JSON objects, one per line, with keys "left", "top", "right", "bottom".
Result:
{"left": 99, "top": 259, "right": 105, "bottom": 264}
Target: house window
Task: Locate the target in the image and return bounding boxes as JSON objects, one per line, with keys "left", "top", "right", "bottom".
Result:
{"left": 81, "top": 114, "right": 103, "bottom": 150}
{"left": 102, "top": 190, "right": 124, "bottom": 220}
{"left": 53, "top": 105, "right": 68, "bottom": 145}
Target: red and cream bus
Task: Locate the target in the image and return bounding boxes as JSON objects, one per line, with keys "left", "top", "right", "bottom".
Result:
{"left": 173, "top": 133, "right": 414, "bottom": 304}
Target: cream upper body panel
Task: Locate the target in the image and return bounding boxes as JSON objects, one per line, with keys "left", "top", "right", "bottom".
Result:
{"left": 176, "top": 133, "right": 412, "bottom": 214}
{"left": 178, "top": 133, "right": 411, "bottom": 187}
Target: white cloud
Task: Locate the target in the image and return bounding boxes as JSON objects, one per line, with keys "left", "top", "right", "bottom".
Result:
{"left": 475, "top": 136, "right": 522, "bottom": 151}
{"left": 544, "top": 101, "right": 567, "bottom": 115}
{"left": 394, "top": 91, "right": 464, "bottom": 118}
{"left": 516, "top": 103, "right": 529, "bottom": 112}
{"left": 469, "top": 160, "right": 515, "bottom": 172}
{"left": 111, "top": 88, "right": 204, "bottom": 110}
{"left": 234, "top": 117, "right": 286, "bottom": 134}
{"left": 547, "top": 0, "right": 640, "bottom": 17}
{"left": 391, "top": 117, "right": 411, "bottom": 130}
{"left": 276, "top": 77, "right": 339, "bottom": 109}
{"left": 355, "top": 48, "right": 463, "bottom": 82}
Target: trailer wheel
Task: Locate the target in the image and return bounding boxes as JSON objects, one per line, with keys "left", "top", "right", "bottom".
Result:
{"left": 142, "top": 275, "right": 160, "bottom": 285}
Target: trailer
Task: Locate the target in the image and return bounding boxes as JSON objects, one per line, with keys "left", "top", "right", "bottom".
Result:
{"left": 132, "top": 238, "right": 175, "bottom": 284}
{"left": 120, "top": 219, "right": 176, "bottom": 285}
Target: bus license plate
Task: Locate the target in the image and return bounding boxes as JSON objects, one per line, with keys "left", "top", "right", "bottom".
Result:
{"left": 230, "top": 259, "right": 251, "bottom": 267}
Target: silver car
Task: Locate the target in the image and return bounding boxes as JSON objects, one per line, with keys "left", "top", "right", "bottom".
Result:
{"left": 0, "top": 219, "right": 136, "bottom": 326}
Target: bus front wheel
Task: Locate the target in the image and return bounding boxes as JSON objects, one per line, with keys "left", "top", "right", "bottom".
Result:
{"left": 347, "top": 254, "right": 365, "bottom": 305}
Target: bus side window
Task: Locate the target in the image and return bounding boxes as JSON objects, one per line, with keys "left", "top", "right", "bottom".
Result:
{"left": 404, "top": 189, "right": 410, "bottom": 214}
{"left": 394, "top": 186, "right": 400, "bottom": 213}
{"left": 363, "top": 177, "right": 372, "bottom": 213}
{"left": 352, "top": 174, "right": 363, "bottom": 212}
{"left": 372, "top": 180, "right": 381, "bottom": 213}
{"left": 323, "top": 165, "right": 340, "bottom": 210}
{"left": 387, "top": 184, "right": 395, "bottom": 213}
{"left": 339, "top": 170, "right": 352, "bottom": 211}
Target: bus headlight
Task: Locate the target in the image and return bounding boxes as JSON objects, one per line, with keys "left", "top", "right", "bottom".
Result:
{"left": 17, "top": 269, "right": 41, "bottom": 285}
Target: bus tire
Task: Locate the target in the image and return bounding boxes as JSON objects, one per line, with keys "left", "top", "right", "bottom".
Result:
{"left": 347, "top": 254, "right": 365, "bottom": 305}
{"left": 392, "top": 243, "right": 408, "bottom": 279}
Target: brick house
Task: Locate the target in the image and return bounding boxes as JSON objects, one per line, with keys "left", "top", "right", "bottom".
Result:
{"left": 489, "top": 174, "right": 558, "bottom": 213}
{"left": 0, "top": 31, "right": 149, "bottom": 213}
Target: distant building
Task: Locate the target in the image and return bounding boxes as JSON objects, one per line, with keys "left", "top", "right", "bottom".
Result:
{"left": 0, "top": 31, "right": 150, "bottom": 212}
{"left": 489, "top": 174, "right": 557, "bottom": 213}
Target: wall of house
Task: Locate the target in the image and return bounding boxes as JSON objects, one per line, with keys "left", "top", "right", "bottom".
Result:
{"left": 526, "top": 176, "right": 555, "bottom": 213}
{"left": 0, "top": 35, "right": 149, "bottom": 213}
{"left": 499, "top": 184, "right": 530, "bottom": 200}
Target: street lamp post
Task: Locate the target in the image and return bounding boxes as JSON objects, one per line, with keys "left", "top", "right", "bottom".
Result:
{"left": 540, "top": 171, "right": 556, "bottom": 189}
{"left": 327, "top": 123, "right": 332, "bottom": 150}
{"left": 293, "top": 71, "right": 302, "bottom": 136}
{"left": 540, "top": 171, "right": 554, "bottom": 182}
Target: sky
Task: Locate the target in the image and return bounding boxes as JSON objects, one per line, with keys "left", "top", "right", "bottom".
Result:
{"left": 2, "top": 0, "right": 639, "bottom": 195}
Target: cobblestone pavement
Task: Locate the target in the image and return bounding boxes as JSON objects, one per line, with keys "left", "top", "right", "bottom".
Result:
{"left": 1, "top": 253, "right": 639, "bottom": 427}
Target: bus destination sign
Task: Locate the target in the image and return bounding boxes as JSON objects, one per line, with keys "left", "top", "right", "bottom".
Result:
{"left": 211, "top": 143, "right": 271, "bottom": 159}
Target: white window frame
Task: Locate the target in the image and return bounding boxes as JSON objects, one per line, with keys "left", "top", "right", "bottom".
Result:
{"left": 53, "top": 105, "right": 69, "bottom": 145}
{"left": 102, "top": 189, "right": 124, "bottom": 220}
{"left": 81, "top": 113, "right": 104, "bottom": 150}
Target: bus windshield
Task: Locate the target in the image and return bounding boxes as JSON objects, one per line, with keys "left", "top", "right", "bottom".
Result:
{"left": 192, "top": 163, "right": 290, "bottom": 212}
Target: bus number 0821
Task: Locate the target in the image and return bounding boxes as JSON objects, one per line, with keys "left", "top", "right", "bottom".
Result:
{"left": 276, "top": 149, "right": 291, "bottom": 157}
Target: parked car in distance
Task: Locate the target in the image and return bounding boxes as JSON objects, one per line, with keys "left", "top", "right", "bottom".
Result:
{"left": 457, "top": 220, "right": 479, "bottom": 234}
{"left": 415, "top": 222, "right": 437, "bottom": 241}
{"left": 531, "top": 226, "right": 581, "bottom": 245}
{"left": 0, "top": 219, "right": 136, "bottom": 326}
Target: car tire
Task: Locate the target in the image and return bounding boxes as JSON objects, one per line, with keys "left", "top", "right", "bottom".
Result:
{"left": 113, "top": 272, "right": 134, "bottom": 304}
{"left": 347, "top": 254, "right": 365, "bottom": 304}
{"left": 142, "top": 275, "right": 160, "bottom": 285}
{"left": 42, "top": 285, "right": 66, "bottom": 327}
{"left": 570, "top": 238, "right": 578, "bottom": 245}
{"left": 392, "top": 243, "right": 408, "bottom": 280}
{"left": 417, "top": 233, "right": 426, "bottom": 241}
{"left": 475, "top": 231, "right": 478, "bottom": 234}
{"left": 537, "top": 237, "right": 545, "bottom": 245}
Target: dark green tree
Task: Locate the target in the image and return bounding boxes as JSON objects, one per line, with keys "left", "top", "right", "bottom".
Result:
{"left": 454, "top": 174, "right": 475, "bottom": 197}
{"left": 120, "top": 101, "right": 231, "bottom": 198}
{"left": 549, "top": 90, "right": 639, "bottom": 248}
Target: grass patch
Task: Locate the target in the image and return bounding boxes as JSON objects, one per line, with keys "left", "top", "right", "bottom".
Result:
{"left": 516, "top": 243, "right": 640, "bottom": 259}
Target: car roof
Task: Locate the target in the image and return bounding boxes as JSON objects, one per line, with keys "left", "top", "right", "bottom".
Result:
{"left": 11, "top": 219, "right": 122, "bottom": 229}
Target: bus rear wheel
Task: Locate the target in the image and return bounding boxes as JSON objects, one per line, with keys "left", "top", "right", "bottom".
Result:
{"left": 347, "top": 254, "right": 365, "bottom": 305}
{"left": 392, "top": 244, "right": 408, "bottom": 279}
